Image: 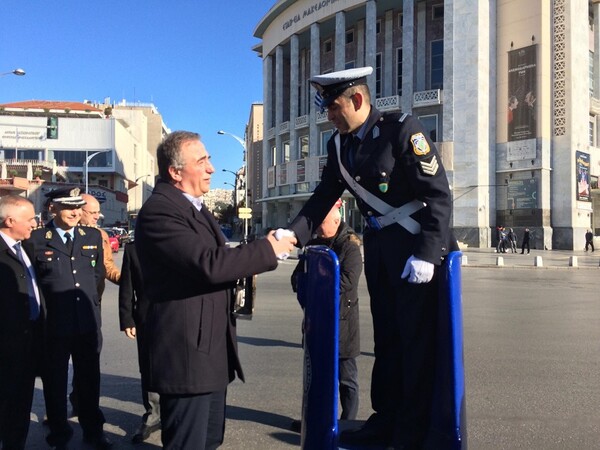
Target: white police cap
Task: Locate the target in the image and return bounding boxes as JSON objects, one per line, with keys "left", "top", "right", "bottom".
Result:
{"left": 310, "top": 67, "right": 373, "bottom": 107}
{"left": 45, "top": 187, "right": 86, "bottom": 207}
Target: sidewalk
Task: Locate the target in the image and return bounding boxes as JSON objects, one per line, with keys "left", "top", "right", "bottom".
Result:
{"left": 459, "top": 246, "right": 600, "bottom": 269}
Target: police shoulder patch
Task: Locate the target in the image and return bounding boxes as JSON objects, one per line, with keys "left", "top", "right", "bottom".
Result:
{"left": 410, "top": 132, "right": 430, "bottom": 156}
{"left": 420, "top": 155, "right": 439, "bottom": 176}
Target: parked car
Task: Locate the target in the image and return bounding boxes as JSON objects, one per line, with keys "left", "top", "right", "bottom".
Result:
{"left": 102, "top": 228, "right": 120, "bottom": 253}
{"left": 110, "top": 227, "right": 130, "bottom": 247}
{"left": 127, "top": 230, "right": 135, "bottom": 243}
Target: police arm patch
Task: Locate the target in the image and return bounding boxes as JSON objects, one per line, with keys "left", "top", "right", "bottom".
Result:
{"left": 420, "top": 155, "right": 439, "bottom": 176}
{"left": 410, "top": 132, "right": 430, "bottom": 156}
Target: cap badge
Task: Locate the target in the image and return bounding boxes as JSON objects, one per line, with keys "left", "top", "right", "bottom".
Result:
{"left": 410, "top": 132, "right": 430, "bottom": 156}
{"left": 78, "top": 228, "right": 86, "bottom": 236}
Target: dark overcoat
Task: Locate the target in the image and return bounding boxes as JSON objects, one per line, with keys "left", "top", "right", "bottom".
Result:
{"left": 135, "top": 180, "right": 279, "bottom": 395}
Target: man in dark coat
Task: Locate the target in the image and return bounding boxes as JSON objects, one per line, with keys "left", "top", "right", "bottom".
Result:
{"left": 0, "top": 195, "right": 45, "bottom": 450}
{"left": 118, "top": 242, "right": 160, "bottom": 443}
{"left": 280, "top": 67, "right": 456, "bottom": 449}
{"left": 291, "top": 203, "right": 362, "bottom": 426}
{"left": 24, "top": 187, "right": 111, "bottom": 449}
{"left": 135, "top": 130, "right": 296, "bottom": 449}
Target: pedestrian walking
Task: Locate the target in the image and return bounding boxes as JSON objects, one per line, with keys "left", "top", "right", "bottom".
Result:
{"left": 585, "top": 229, "right": 595, "bottom": 252}
{"left": 521, "top": 228, "right": 530, "bottom": 254}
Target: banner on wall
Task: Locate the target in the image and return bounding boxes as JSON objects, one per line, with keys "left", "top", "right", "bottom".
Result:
{"left": 508, "top": 45, "right": 537, "bottom": 142}
{"left": 576, "top": 151, "right": 591, "bottom": 202}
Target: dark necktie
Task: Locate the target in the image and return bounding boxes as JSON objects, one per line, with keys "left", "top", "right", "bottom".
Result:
{"left": 64, "top": 231, "right": 73, "bottom": 254}
{"left": 14, "top": 242, "right": 40, "bottom": 321}
{"left": 346, "top": 134, "right": 360, "bottom": 170}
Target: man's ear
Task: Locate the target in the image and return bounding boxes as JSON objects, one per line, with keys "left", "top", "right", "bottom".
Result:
{"left": 168, "top": 166, "right": 182, "bottom": 182}
{"left": 351, "top": 92, "right": 363, "bottom": 110}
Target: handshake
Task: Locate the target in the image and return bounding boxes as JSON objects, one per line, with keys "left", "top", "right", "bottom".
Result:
{"left": 267, "top": 228, "right": 297, "bottom": 260}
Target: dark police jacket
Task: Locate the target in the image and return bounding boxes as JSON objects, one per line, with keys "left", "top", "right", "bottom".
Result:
{"left": 24, "top": 222, "right": 105, "bottom": 338}
{"left": 292, "top": 221, "right": 362, "bottom": 358}
{"left": 289, "top": 108, "right": 453, "bottom": 267}
{"left": 135, "top": 180, "right": 279, "bottom": 395}
{"left": 0, "top": 236, "right": 46, "bottom": 359}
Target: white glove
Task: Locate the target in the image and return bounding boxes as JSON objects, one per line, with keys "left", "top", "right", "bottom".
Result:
{"left": 401, "top": 255, "right": 434, "bottom": 284}
{"left": 274, "top": 228, "right": 295, "bottom": 260}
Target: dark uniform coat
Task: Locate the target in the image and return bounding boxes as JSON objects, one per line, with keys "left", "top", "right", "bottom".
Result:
{"left": 289, "top": 108, "right": 456, "bottom": 446}
{"left": 24, "top": 222, "right": 105, "bottom": 340}
{"left": 135, "top": 180, "right": 279, "bottom": 395}
{"left": 0, "top": 236, "right": 46, "bottom": 448}
{"left": 292, "top": 221, "right": 362, "bottom": 358}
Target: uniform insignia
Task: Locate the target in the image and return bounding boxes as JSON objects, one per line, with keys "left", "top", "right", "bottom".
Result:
{"left": 420, "top": 155, "right": 439, "bottom": 176}
{"left": 411, "top": 132, "right": 430, "bottom": 156}
{"left": 379, "top": 171, "right": 389, "bottom": 193}
{"left": 379, "top": 182, "right": 389, "bottom": 193}
{"left": 372, "top": 126, "right": 380, "bottom": 139}
{"left": 45, "top": 251, "right": 53, "bottom": 255}
{"left": 83, "top": 245, "right": 97, "bottom": 250}
{"left": 45, "top": 231, "right": 52, "bottom": 239}
{"left": 91, "top": 261, "right": 96, "bottom": 267}
{"left": 78, "top": 228, "right": 86, "bottom": 236}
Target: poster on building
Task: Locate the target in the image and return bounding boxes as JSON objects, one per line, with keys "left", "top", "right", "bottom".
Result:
{"left": 508, "top": 45, "right": 537, "bottom": 142}
{"left": 576, "top": 151, "right": 591, "bottom": 202}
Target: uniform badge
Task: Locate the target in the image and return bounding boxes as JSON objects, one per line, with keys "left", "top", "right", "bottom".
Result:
{"left": 45, "top": 231, "right": 52, "bottom": 239}
{"left": 91, "top": 261, "right": 96, "bottom": 267}
{"left": 410, "top": 132, "right": 430, "bottom": 156}
{"left": 379, "top": 171, "right": 389, "bottom": 193}
{"left": 420, "top": 155, "right": 439, "bottom": 176}
{"left": 372, "top": 126, "right": 380, "bottom": 139}
{"left": 78, "top": 228, "right": 86, "bottom": 236}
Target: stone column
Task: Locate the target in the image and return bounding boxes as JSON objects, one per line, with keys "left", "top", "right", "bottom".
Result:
{"left": 309, "top": 23, "right": 321, "bottom": 160}
{"left": 290, "top": 35, "right": 299, "bottom": 160}
{"left": 335, "top": 11, "right": 346, "bottom": 71}
{"left": 384, "top": 10, "right": 393, "bottom": 97}
{"left": 365, "top": 0, "right": 377, "bottom": 96}
{"left": 275, "top": 45, "right": 284, "bottom": 165}
{"left": 401, "top": 0, "right": 415, "bottom": 113}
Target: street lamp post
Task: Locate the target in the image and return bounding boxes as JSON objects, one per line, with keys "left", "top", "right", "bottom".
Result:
{"left": 84, "top": 150, "right": 109, "bottom": 194}
{"left": 218, "top": 130, "right": 248, "bottom": 240}
{"left": 134, "top": 174, "right": 151, "bottom": 213}
{"left": 0, "top": 68, "right": 26, "bottom": 77}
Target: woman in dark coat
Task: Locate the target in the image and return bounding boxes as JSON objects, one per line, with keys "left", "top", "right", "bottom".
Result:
{"left": 292, "top": 204, "right": 363, "bottom": 420}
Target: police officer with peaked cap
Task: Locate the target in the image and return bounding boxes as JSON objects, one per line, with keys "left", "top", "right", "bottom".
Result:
{"left": 280, "top": 67, "right": 457, "bottom": 449}
{"left": 24, "top": 187, "right": 112, "bottom": 449}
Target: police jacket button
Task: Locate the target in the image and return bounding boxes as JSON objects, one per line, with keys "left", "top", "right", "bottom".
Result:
{"left": 355, "top": 175, "right": 361, "bottom": 182}
{"left": 75, "top": 282, "right": 80, "bottom": 287}
{"left": 71, "top": 256, "right": 75, "bottom": 260}
{"left": 72, "top": 270, "right": 77, "bottom": 274}
{"left": 367, "top": 211, "right": 373, "bottom": 216}
{"left": 76, "top": 297, "right": 80, "bottom": 301}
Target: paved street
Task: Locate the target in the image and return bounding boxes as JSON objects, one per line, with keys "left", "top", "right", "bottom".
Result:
{"left": 24, "top": 249, "right": 600, "bottom": 449}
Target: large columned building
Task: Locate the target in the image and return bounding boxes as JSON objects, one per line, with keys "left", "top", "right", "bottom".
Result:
{"left": 252, "top": 0, "right": 600, "bottom": 250}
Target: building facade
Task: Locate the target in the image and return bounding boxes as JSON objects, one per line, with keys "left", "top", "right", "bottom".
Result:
{"left": 0, "top": 99, "right": 164, "bottom": 227}
{"left": 252, "top": 0, "right": 600, "bottom": 249}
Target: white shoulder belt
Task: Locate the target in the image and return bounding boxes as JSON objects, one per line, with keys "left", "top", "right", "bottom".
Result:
{"left": 334, "top": 133, "right": 424, "bottom": 235}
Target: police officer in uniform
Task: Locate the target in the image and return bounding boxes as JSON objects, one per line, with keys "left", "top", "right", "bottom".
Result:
{"left": 24, "top": 187, "right": 111, "bottom": 449}
{"left": 279, "top": 67, "right": 456, "bottom": 449}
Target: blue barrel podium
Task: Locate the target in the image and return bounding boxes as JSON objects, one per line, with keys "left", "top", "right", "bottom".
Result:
{"left": 296, "top": 246, "right": 467, "bottom": 450}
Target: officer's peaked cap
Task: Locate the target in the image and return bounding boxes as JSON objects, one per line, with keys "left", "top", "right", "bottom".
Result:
{"left": 310, "top": 67, "right": 373, "bottom": 107}
{"left": 45, "top": 187, "right": 86, "bottom": 207}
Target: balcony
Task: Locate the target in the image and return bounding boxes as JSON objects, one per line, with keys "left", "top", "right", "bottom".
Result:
{"left": 295, "top": 115, "right": 309, "bottom": 129}
{"left": 267, "top": 127, "right": 275, "bottom": 140}
{"left": 316, "top": 111, "right": 328, "bottom": 124}
{"left": 375, "top": 95, "right": 401, "bottom": 112}
{"left": 590, "top": 96, "right": 600, "bottom": 116}
{"left": 413, "top": 89, "right": 443, "bottom": 107}
{"left": 278, "top": 121, "right": 290, "bottom": 135}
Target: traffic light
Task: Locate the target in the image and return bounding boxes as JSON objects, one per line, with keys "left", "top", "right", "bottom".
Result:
{"left": 47, "top": 116, "right": 58, "bottom": 139}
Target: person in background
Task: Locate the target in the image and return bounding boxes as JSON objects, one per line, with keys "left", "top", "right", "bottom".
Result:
{"left": 24, "top": 187, "right": 111, "bottom": 450}
{"left": 277, "top": 67, "right": 456, "bottom": 448}
{"left": 135, "top": 130, "right": 296, "bottom": 449}
{"left": 0, "top": 195, "right": 45, "bottom": 450}
{"left": 585, "top": 229, "right": 595, "bottom": 252}
{"left": 507, "top": 228, "right": 517, "bottom": 253}
{"left": 118, "top": 242, "right": 161, "bottom": 443}
{"left": 290, "top": 201, "right": 362, "bottom": 432}
{"left": 520, "top": 228, "right": 530, "bottom": 255}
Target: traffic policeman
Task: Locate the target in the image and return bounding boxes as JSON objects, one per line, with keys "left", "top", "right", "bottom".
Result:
{"left": 24, "top": 187, "right": 112, "bottom": 449}
{"left": 282, "top": 67, "right": 456, "bottom": 449}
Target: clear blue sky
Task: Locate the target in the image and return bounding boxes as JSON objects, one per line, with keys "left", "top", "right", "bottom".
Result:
{"left": 0, "top": 0, "right": 275, "bottom": 188}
